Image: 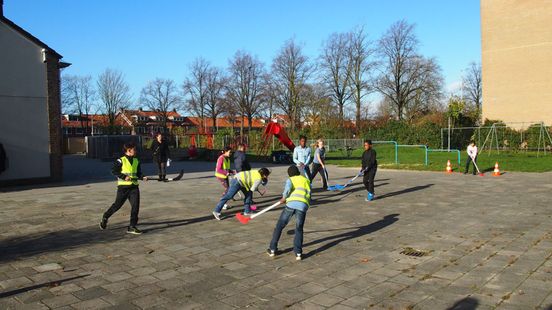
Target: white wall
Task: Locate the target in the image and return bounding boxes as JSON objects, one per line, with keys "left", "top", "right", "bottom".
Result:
{"left": 0, "top": 21, "right": 51, "bottom": 181}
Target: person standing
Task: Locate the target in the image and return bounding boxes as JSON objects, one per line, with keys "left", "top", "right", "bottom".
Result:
{"left": 464, "top": 140, "right": 478, "bottom": 175}
{"left": 310, "top": 139, "right": 328, "bottom": 190}
{"left": 293, "top": 135, "right": 312, "bottom": 179}
{"left": 212, "top": 168, "right": 271, "bottom": 219}
{"left": 267, "top": 165, "right": 311, "bottom": 261}
{"left": 100, "top": 142, "right": 147, "bottom": 234}
{"left": 151, "top": 132, "right": 170, "bottom": 182}
{"left": 234, "top": 143, "right": 251, "bottom": 172}
{"left": 215, "top": 146, "right": 234, "bottom": 196}
{"left": 362, "top": 140, "right": 377, "bottom": 201}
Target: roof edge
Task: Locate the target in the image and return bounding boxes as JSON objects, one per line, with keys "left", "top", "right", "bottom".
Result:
{"left": 1, "top": 16, "right": 63, "bottom": 59}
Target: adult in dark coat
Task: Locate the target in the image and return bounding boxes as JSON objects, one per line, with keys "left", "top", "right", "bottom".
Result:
{"left": 151, "top": 132, "right": 171, "bottom": 181}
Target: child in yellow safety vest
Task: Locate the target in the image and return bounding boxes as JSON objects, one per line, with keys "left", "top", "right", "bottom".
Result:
{"left": 212, "top": 168, "right": 271, "bottom": 220}
{"left": 267, "top": 165, "right": 311, "bottom": 261}
{"left": 100, "top": 142, "right": 148, "bottom": 235}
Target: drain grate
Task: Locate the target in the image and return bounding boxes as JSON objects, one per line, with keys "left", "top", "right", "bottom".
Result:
{"left": 400, "top": 247, "right": 430, "bottom": 257}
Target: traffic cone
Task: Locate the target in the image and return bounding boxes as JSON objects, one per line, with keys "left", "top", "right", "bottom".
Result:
{"left": 493, "top": 162, "right": 501, "bottom": 176}
{"left": 445, "top": 160, "right": 452, "bottom": 174}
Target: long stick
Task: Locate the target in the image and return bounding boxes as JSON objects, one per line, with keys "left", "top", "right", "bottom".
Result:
{"left": 471, "top": 156, "right": 482, "bottom": 174}
{"left": 251, "top": 201, "right": 281, "bottom": 219}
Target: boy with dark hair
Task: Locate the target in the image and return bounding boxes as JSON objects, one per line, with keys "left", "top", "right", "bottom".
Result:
{"left": 212, "top": 167, "right": 271, "bottom": 220}
{"left": 100, "top": 142, "right": 147, "bottom": 234}
{"left": 293, "top": 135, "right": 312, "bottom": 179}
{"left": 267, "top": 165, "right": 311, "bottom": 261}
{"left": 362, "top": 139, "right": 377, "bottom": 201}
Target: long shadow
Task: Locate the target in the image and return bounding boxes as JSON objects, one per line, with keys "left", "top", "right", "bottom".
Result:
{"left": 293, "top": 214, "right": 400, "bottom": 258}
{"left": 0, "top": 274, "right": 90, "bottom": 298}
{"left": 376, "top": 184, "right": 434, "bottom": 200}
{"left": 0, "top": 213, "right": 214, "bottom": 262}
{"left": 447, "top": 297, "right": 479, "bottom": 310}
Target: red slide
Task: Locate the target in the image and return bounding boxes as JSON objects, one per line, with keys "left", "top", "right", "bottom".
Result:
{"left": 258, "top": 121, "right": 295, "bottom": 155}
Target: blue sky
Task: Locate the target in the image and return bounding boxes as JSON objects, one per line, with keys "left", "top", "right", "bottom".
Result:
{"left": 5, "top": 0, "right": 481, "bottom": 104}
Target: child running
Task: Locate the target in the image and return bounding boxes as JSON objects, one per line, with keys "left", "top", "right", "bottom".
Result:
{"left": 100, "top": 142, "right": 147, "bottom": 234}
{"left": 212, "top": 168, "right": 271, "bottom": 220}
{"left": 267, "top": 165, "right": 311, "bottom": 261}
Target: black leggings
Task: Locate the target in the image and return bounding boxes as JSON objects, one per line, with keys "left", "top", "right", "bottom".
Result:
{"left": 310, "top": 163, "right": 328, "bottom": 188}
{"left": 156, "top": 160, "right": 167, "bottom": 179}
{"left": 363, "top": 167, "right": 377, "bottom": 194}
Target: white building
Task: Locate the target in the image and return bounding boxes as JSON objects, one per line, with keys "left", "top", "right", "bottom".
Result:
{"left": 0, "top": 0, "right": 70, "bottom": 186}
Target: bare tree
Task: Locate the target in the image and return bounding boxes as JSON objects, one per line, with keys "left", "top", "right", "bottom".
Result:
{"left": 270, "top": 38, "right": 312, "bottom": 131}
{"left": 320, "top": 32, "right": 353, "bottom": 123}
{"left": 348, "top": 27, "right": 375, "bottom": 132}
{"left": 61, "top": 74, "right": 96, "bottom": 135}
{"left": 205, "top": 67, "right": 226, "bottom": 132}
{"left": 376, "top": 20, "right": 424, "bottom": 120}
{"left": 404, "top": 57, "right": 444, "bottom": 121}
{"left": 183, "top": 58, "right": 210, "bottom": 132}
{"left": 462, "top": 62, "right": 482, "bottom": 123}
{"left": 302, "top": 83, "right": 333, "bottom": 137}
{"left": 97, "top": 69, "right": 131, "bottom": 133}
{"left": 140, "top": 78, "right": 181, "bottom": 130}
{"left": 227, "top": 50, "right": 265, "bottom": 134}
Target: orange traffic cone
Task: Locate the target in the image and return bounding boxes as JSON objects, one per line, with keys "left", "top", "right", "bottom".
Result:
{"left": 493, "top": 162, "right": 501, "bottom": 176}
{"left": 445, "top": 160, "right": 452, "bottom": 174}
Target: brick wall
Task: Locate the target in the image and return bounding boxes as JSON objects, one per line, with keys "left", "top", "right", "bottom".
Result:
{"left": 45, "top": 51, "right": 63, "bottom": 182}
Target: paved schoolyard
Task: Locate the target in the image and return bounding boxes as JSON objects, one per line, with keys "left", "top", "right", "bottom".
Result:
{"left": 1, "top": 156, "right": 551, "bottom": 309}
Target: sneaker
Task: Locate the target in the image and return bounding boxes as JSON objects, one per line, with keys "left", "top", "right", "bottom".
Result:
{"left": 367, "top": 192, "right": 374, "bottom": 201}
{"left": 127, "top": 226, "right": 142, "bottom": 235}
{"left": 295, "top": 253, "right": 302, "bottom": 261}
{"left": 212, "top": 211, "right": 221, "bottom": 220}
{"left": 222, "top": 204, "right": 229, "bottom": 210}
{"left": 266, "top": 249, "right": 276, "bottom": 257}
{"left": 243, "top": 212, "right": 251, "bottom": 216}
{"left": 99, "top": 217, "right": 108, "bottom": 230}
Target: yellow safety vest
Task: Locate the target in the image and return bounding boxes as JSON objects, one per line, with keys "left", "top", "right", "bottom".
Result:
{"left": 215, "top": 156, "right": 231, "bottom": 179}
{"left": 118, "top": 156, "right": 139, "bottom": 186}
{"left": 238, "top": 170, "right": 262, "bottom": 191}
{"left": 287, "top": 175, "right": 311, "bottom": 206}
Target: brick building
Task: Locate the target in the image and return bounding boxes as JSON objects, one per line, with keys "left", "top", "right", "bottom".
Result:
{"left": 481, "top": 0, "right": 552, "bottom": 126}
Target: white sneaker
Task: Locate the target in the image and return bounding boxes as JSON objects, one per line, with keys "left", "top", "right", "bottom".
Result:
{"left": 223, "top": 204, "right": 230, "bottom": 210}
{"left": 295, "top": 253, "right": 302, "bottom": 261}
{"left": 212, "top": 211, "right": 221, "bottom": 220}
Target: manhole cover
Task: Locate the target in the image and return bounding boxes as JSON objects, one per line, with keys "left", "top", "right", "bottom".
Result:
{"left": 400, "top": 247, "right": 430, "bottom": 257}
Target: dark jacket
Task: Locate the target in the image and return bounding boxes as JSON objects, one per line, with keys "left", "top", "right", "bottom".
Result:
{"left": 361, "top": 149, "right": 377, "bottom": 171}
{"left": 151, "top": 140, "right": 170, "bottom": 162}
{"left": 112, "top": 155, "right": 143, "bottom": 187}
{"left": 233, "top": 150, "right": 250, "bottom": 172}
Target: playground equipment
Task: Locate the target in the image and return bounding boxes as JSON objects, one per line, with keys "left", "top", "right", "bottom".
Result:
{"left": 258, "top": 120, "right": 296, "bottom": 163}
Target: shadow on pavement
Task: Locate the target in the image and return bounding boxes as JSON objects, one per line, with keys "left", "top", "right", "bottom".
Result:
{"left": 376, "top": 184, "right": 434, "bottom": 200}
{"left": 447, "top": 297, "right": 479, "bottom": 310}
{"left": 0, "top": 274, "right": 90, "bottom": 298}
{"left": 291, "top": 214, "right": 400, "bottom": 259}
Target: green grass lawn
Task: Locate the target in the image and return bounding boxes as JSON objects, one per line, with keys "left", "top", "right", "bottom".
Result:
{"left": 325, "top": 144, "right": 552, "bottom": 173}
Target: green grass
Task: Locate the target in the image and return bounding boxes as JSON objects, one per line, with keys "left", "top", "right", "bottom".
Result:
{"left": 325, "top": 145, "right": 552, "bottom": 173}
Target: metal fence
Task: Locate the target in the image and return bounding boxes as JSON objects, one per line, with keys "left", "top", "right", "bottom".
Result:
{"left": 441, "top": 122, "right": 552, "bottom": 155}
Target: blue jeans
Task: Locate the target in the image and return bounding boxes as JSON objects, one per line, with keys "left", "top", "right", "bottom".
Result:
{"left": 214, "top": 178, "right": 253, "bottom": 213}
{"left": 269, "top": 206, "right": 306, "bottom": 255}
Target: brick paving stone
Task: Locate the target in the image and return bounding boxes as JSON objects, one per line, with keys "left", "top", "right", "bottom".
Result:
{"left": 0, "top": 160, "right": 550, "bottom": 309}
{"left": 41, "top": 294, "right": 81, "bottom": 308}
{"left": 71, "top": 297, "right": 112, "bottom": 310}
